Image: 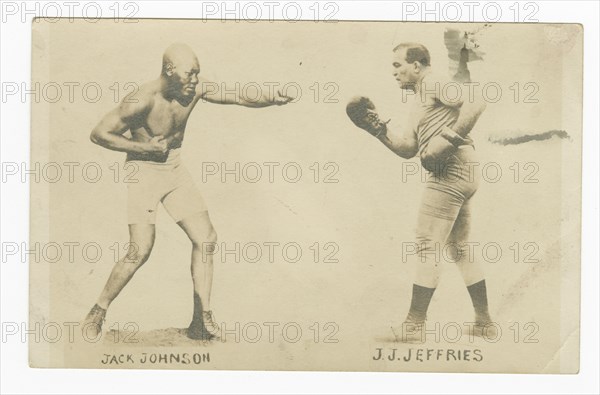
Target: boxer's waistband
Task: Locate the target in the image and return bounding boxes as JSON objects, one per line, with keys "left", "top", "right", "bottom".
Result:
{"left": 126, "top": 148, "right": 182, "bottom": 167}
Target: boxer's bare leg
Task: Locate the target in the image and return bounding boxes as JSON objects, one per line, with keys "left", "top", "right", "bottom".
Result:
{"left": 177, "top": 211, "right": 219, "bottom": 339}
{"left": 96, "top": 224, "right": 156, "bottom": 309}
{"left": 83, "top": 224, "right": 155, "bottom": 337}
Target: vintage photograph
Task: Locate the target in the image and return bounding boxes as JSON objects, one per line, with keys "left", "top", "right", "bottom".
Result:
{"left": 29, "top": 19, "right": 582, "bottom": 372}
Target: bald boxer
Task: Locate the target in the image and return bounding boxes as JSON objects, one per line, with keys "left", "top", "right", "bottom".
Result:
{"left": 82, "top": 43, "right": 293, "bottom": 341}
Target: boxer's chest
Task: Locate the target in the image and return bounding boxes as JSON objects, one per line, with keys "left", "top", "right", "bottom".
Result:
{"left": 145, "top": 100, "right": 193, "bottom": 135}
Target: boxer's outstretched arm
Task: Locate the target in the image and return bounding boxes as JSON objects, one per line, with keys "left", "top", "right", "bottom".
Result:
{"left": 197, "top": 78, "right": 293, "bottom": 108}
{"left": 377, "top": 127, "right": 419, "bottom": 159}
{"left": 90, "top": 94, "right": 167, "bottom": 155}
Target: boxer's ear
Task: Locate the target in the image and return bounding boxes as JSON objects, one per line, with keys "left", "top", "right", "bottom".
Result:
{"left": 165, "top": 62, "right": 175, "bottom": 77}
{"left": 413, "top": 61, "right": 421, "bottom": 74}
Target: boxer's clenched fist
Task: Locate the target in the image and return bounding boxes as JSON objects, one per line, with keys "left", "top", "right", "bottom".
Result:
{"left": 145, "top": 136, "right": 169, "bottom": 155}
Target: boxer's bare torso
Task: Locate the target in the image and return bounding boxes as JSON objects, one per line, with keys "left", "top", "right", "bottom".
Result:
{"left": 84, "top": 43, "right": 294, "bottom": 341}
{"left": 125, "top": 79, "right": 200, "bottom": 161}
{"left": 91, "top": 42, "right": 292, "bottom": 165}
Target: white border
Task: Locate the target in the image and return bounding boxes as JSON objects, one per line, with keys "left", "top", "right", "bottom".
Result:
{"left": 1, "top": 1, "right": 598, "bottom": 394}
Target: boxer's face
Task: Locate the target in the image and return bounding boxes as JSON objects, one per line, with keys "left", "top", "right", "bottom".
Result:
{"left": 171, "top": 58, "right": 200, "bottom": 99}
{"left": 392, "top": 49, "right": 419, "bottom": 90}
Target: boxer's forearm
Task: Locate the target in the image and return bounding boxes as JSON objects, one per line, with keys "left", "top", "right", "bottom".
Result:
{"left": 238, "top": 92, "right": 273, "bottom": 108}
{"left": 90, "top": 131, "right": 148, "bottom": 154}
{"left": 241, "top": 89, "right": 293, "bottom": 108}
{"left": 377, "top": 130, "right": 418, "bottom": 159}
{"left": 200, "top": 83, "right": 277, "bottom": 107}
{"left": 451, "top": 99, "right": 487, "bottom": 137}
{"left": 201, "top": 91, "right": 272, "bottom": 108}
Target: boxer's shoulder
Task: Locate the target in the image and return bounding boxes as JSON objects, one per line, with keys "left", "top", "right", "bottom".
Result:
{"left": 423, "top": 71, "right": 453, "bottom": 86}
{"left": 119, "top": 81, "right": 157, "bottom": 117}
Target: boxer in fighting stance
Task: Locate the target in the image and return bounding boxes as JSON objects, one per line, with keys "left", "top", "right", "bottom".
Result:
{"left": 347, "top": 42, "right": 492, "bottom": 342}
{"left": 83, "top": 43, "right": 293, "bottom": 340}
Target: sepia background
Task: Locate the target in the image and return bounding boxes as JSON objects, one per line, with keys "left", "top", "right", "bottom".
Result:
{"left": 30, "top": 19, "right": 582, "bottom": 372}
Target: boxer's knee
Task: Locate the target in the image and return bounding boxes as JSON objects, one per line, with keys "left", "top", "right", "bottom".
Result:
{"left": 191, "top": 225, "right": 217, "bottom": 250}
{"left": 445, "top": 241, "right": 467, "bottom": 262}
{"left": 124, "top": 241, "right": 153, "bottom": 268}
{"left": 206, "top": 227, "right": 217, "bottom": 244}
{"left": 416, "top": 235, "right": 442, "bottom": 265}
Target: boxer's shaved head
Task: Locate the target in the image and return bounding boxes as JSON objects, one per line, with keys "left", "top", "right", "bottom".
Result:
{"left": 161, "top": 43, "right": 200, "bottom": 102}
{"left": 162, "top": 43, "right": 199, "bottom": 75}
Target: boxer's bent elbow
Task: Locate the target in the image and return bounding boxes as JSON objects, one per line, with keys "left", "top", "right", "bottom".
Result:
{"left": 394, "top": 142, "right": 418, "bottom": 159}
{"left": 397, "top": 146, "right": 418, "bottom": 159}
{"left": 90, "top": 128, "right": 106, "bottom": 146}
{"left": 90, "top": 129, "right": 99, "bottom": 144}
